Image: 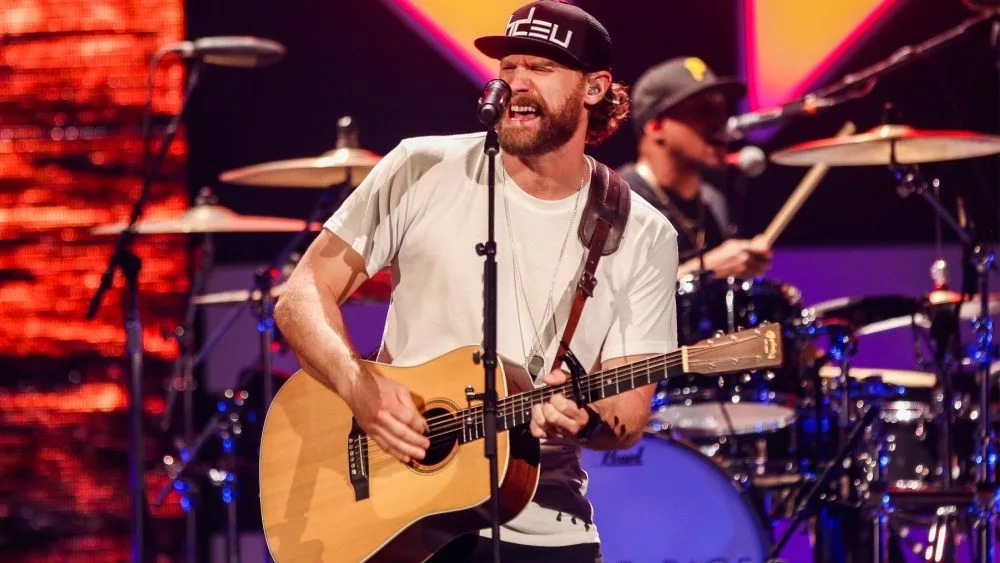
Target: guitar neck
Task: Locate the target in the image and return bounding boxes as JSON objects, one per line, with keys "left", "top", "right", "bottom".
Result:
{"left": 451, "top": 322, "right": 781, "bottom": 443}
{"left": 456, "top": 348, "right": 686, "bottom": 442}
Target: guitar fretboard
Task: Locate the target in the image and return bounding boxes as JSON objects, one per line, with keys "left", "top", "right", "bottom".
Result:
{"left": 455, "top": 349, "right": 684, "bottom": 443}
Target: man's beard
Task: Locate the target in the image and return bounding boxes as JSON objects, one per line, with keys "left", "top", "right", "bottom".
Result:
{"left": 497, "top": 89, "right": 584, "bottom": 157}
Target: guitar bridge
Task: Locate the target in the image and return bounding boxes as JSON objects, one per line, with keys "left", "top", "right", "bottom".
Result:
{"left": 347, "top": 419, "right": 370, "bottom": 501}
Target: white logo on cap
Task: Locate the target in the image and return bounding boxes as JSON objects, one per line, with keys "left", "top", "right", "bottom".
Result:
{"left": 505, "top": 7, "right": 573, "bottom": 49}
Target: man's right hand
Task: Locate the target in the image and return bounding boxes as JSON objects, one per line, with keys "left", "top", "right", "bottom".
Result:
{"left": 348, "top": 367, "right": 430, "bottom": 464}
{"left": 701, "top": 237, "right": 772, "bottom": 278}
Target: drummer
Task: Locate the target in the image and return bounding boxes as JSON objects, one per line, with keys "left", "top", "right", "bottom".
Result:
{"left": 618, "top": 57, "right": 772, "bottom": 280}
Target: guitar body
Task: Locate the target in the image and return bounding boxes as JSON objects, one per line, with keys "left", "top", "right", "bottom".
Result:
{"left": 259, "top": 346, "right": 541, "bottom": 562}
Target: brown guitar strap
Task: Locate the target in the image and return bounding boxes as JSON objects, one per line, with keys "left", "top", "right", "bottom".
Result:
{"left": 551, "top": 160, "right": 630, "bottom": 372}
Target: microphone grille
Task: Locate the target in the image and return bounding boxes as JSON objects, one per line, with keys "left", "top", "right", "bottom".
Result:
{"left": 738, "top": 146, "right": 767, "bottom": 178}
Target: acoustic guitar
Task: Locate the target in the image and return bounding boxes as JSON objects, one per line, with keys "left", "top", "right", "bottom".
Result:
{"left": 259, "top": 323, "right": 783, "bottom": 562}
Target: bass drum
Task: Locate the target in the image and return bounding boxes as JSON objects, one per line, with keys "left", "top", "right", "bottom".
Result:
{"left": 580, "top": 433, "right": 771, "bottom": 563}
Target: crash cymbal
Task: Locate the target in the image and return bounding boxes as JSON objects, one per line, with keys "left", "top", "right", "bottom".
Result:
{"left": 219, "top": 147, "right": 381, "bottom": 188}
{"left": 771, "top": 124, "right": 1000, "bottom": 166}
{"left": 91, "top": 204, "right": 311, "bottom": 235}
{"left": 193, "top": 269, "right": 392, "bottom": 306}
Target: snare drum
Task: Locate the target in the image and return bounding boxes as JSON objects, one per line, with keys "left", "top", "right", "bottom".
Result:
{"left": 580, "top": 434, "right": 774, "bottom": 562}
{"left": 656, "top": 275, "right": 805, "bottom": 437}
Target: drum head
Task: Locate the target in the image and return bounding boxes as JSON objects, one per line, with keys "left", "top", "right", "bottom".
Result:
{"left": 579, "top": 433, "right": 770, "bottom": 562}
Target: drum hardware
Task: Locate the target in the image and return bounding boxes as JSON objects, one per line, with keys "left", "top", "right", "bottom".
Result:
{"left": 766, "top": 405, "right": 879, "bottom": 563}
{"left": 153, "top": 388, "right": 250, "bottom": 563}
{"left": 890, "top": 160, "right": 998, "bottom": 563}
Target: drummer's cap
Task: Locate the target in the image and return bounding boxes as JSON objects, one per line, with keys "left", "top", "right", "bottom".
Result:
{"left": 631, "top": 57, "right": 746, "bottom": 135}
{"left": 474, "top": 1, "right": 612, "bottom": 72}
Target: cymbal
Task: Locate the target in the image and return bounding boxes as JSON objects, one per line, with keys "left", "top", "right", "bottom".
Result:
{"left": 810, "top": 295, "right": 922, "bottom": 335}
{"left": 924, "top": 289, "right": 1000, "bottom": 319}
{"left": 192, "top": 285, "right": 285, "bottom": 306}
{"left": 219, "top": 147, "right": 381, "bottom": 188}
{"left": 771, "top": 124, "right": 1000, "bottom": 166}
{"left": 91, "top": 204, "right": 311, "bottom": 235}
{"left": 193, "top": 268, "right": 392, "bottom": 306}
{"left": 811, "top": 291, "right": 1000, "bottom": 336}
{"left": 818, "top": 365, "right": 936, "bottom": 389}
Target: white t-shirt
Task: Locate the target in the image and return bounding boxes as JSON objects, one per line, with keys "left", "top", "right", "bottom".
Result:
{"left": 324, "top": 132, "right": 679, "bottom": 547}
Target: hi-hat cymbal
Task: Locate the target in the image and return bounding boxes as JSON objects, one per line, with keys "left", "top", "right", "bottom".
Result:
{"left": 193, "top": 268, "right": 393, "bottom": 306}
{"left": 771, "top": 124, "right": 1000, "bottom": 166}
{"left": 818, "top": 365, "right": 936, "bottom": 389}
{"left": 91, "top": 204, "right": 311, "bottom": 235}
{"left": 219, "top": 147, "right": 381, "bottom": 188}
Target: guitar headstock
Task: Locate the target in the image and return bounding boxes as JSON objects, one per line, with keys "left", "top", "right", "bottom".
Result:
{"left": 684, "top": 322, "right": 784, "bottom": 374}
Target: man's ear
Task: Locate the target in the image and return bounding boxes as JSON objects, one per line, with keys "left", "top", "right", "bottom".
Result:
{"left": 584, "top": 71, "right": 612, "bottom": 104}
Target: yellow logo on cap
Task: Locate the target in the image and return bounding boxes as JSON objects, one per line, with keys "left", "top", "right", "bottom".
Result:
{"left": 684, "top": 57, "right": 708, "bottom": 81}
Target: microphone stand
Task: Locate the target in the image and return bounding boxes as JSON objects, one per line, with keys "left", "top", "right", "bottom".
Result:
{"left": 812, "top": 7, "right": 998, "bottom": 101}
{"left": 475, "top": 125, "right": 503, "bottom": 562}
{"left": 85, "top": 54, "right": 205, "bottom": 563}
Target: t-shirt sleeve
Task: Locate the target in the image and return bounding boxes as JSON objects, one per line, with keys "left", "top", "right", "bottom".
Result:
{"left": 600, "top": 222, "right": 679, "bottom": 364}
{"left": 322, "top": 141, "right": 417, "bottom": 277}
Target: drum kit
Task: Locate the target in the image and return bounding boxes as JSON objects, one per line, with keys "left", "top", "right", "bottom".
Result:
{"left": 82, "top": 42, "right": 1000, "bottom": 563}
{"left": 582, "top": 123, "right": 1000, "bottom": 563}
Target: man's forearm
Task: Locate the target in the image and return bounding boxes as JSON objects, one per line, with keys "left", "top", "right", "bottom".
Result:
{"left": 577, "top": 392, "right": 650, "bottom": 450}
{"left": 273, "top": 282, "right": 364, "bottom": 402}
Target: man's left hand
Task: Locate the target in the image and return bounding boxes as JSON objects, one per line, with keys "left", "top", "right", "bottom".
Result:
{"left": 529, "top": 369, "right": 590, "bottom": 440}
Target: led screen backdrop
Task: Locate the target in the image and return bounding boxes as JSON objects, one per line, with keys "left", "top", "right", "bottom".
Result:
{"left": 0, "top": 0, "right": 188, "bottom": 560}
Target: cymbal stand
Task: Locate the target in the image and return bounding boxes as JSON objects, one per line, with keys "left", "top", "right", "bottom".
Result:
{"left": 158, "top": 189, "right": 219, "bottom": 563}
{"left": 153, "top": 388, "right": 250, "bottom": 563}
{"left": 892, "top": 157, "right": 998, "bottom": 563}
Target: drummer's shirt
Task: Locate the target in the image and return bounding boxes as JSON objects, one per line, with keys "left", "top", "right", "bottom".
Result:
{"left": 324, "top": 132, "right": 679, "bottom": 547}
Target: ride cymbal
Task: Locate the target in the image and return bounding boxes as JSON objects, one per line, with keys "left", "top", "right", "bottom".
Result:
{"left": 771, "top": 124, "right": 1000, "bottom": 166}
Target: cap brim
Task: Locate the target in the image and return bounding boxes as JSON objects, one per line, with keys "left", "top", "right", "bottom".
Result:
{"left": 632, "top": 78, "right": 748, "bottom": 135}
{"left": 670, "top": 78, "right": 747, "bottom": 111}
{"left": 474, "top": 35, "right": 589, "bottom": 70}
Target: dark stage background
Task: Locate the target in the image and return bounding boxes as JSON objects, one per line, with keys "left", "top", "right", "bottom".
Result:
{"left": 185, "top": 0, "right": 999, "bottom": 267}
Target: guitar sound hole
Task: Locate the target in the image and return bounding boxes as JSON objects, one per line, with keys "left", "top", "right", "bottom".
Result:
{"left": 419, "top": 407, "right": 458, "bottom": 468}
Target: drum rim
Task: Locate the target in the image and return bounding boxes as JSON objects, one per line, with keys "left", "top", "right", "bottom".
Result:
{"left": 651, "top": 393, "right": 799, "bottom": 437}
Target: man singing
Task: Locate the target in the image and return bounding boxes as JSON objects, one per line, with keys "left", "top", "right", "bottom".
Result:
{"left": 274, "top": 1, "right": 678, "bottom": 561}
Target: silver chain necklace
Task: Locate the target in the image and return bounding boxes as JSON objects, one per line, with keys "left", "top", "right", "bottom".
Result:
{"left": 501, "top": 159, "right": 589, "bottom": 377}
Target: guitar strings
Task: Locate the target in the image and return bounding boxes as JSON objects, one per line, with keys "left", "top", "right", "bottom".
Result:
{"left": 357, "top": 338, "right": 766, "bottom": 463}
{"left": 360, "top": 353, "right": 691, "bottom": 467}
{"left": 360, "top": 354, "right": 733, "bottom": 468}
{"left": 357, "top": 339, "right": 770, "bottom": 466}
{"left": 363, "top": 336, "right": 757, "bottom": 432}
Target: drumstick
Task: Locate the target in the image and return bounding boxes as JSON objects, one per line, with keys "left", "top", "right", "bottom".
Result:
{"left": 758, "top": 121, "right": 857, "bottom": 248}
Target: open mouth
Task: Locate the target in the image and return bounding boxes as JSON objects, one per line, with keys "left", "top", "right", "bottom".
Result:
{"left": 508, "top": 104, "right": 541, "bottom": 123}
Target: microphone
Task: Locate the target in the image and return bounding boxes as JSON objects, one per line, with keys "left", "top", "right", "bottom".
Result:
{"left": 726, "top": 146, "right": 767, "bottom": 177}
{"left": 162, "top": 36, "right": 286, "bottom": 68}
{"left": 478, "top": 79, "right": 511, "bottom": 126}
{"left": 725, "top": 95, "right": 837, "bottom": 140}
